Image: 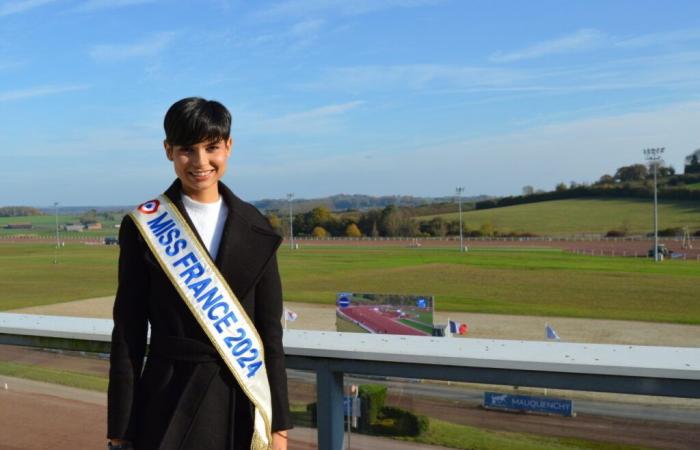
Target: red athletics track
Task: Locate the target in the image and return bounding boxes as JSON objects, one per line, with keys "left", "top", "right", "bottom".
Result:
{"left": 339, "top": 305, "right": 429, "bottom": 336}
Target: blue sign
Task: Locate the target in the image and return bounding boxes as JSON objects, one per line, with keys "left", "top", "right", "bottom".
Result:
{"left": 483, "top": 392, "right": 573, "bottom": 417}
{"left": 337, "top": 295, "right": 351, "bottom": 308}
{"left": 343, "top": 397, "right": 361, "bottom": 417}
{"left": 417, "top": 298, "right": 427, "bottom": 308}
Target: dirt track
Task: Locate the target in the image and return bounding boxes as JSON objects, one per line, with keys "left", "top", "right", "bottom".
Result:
{"left": 12, "top": 296, "right": 700, "bottom": 347}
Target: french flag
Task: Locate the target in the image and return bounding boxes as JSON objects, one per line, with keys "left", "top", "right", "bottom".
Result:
{"left": 449, "top": 320, "right": 468, "bottom": 335}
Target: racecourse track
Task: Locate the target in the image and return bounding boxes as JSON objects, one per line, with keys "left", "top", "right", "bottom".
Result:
{"left": 338, "top": 305, "right": 430, "bottom": 336}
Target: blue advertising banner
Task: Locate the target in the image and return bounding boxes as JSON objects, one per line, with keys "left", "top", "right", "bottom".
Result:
{"left": 484, "top": 392, "right": 574, "bottom": 417}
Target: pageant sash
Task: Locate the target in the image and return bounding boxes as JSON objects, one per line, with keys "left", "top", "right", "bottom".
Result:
{"left": 130, "top": 195, "right": 272, "bottom": 450}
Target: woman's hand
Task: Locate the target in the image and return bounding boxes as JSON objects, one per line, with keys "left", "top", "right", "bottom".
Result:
{"left": 271, "top": 430, "right": 288, "bottom": 450}
{"left": 107, "top": 439, "right": 133, "bottom": 449}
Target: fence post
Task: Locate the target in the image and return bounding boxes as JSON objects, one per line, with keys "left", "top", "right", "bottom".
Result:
{"left": 317, "top": 363, "right": 345, "bottom": 450}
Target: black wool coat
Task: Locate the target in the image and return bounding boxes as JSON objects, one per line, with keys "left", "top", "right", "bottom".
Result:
{"left": 107, "top": 180, "right": 292, "bottom": 450}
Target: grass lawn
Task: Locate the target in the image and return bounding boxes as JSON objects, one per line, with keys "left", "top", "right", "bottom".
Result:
{"left": 0, "top": 242, "right": 119, "bottom": 310}
{"left": 398, "top": 417, "right": 651, "bottom": 450}
{"left": 0, "top": 361, "right": 108, "bottom": 391}
{"left": 686, "top": 182, "right": 700, "bottom": 191}
{"left": 415, "top": 198, "right": 700, "bottom": 236}
{"left": 278, "top": 245, "right": 700, "bottom": 324}
{"left": 2, "top": 242, "right": 699, "bottom": 324}
{"left": 288, "top": 405, "right": 650, "bottom": 450}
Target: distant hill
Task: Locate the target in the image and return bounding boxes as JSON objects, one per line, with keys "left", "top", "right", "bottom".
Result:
{"left": 253, "top": 193, "right": 490, "bottom": 214}
{"left": 416, "top": 198, "right": 700, "bottom": 236}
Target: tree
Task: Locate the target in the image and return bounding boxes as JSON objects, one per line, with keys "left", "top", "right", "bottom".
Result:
{"left": 371, "top": 221, "right": 379, "bottom": 237}
{"left": 597, "top": 174, "right": 615, "bottom": 185}
{"left": 380, "top": 205, "right": 402, "bottom": 237}
{"left": 312, "top": 226, "right": 328, "bottom": 238}
{"left": 522, "top": 185, "right": 534, "bottom": 196}
{"left": 345, "top": 223, "right": 362, "bottom": 237}
{"left": 614, "top": 164, "right": 647, "bottom": 182}
{"left": 685, "top": 149, "right": 700, "bottom": 174}
{"left": 426, "top": 217, "right": 447, "bottom": 237}
{"left": 657, "top": 165, "right": 675, "bottom": 177}
{"left": 266, "top": 213, "right": 281, "bottom": 232}
{"left": 480, "top": 221, "right": 495, "bottom": 237}
{"left": 555, "top": 182, "right": 568, "bottom": 192}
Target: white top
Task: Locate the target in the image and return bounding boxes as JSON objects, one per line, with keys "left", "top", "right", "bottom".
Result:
{"left": 181, "top": 194, "right": 228, "bottom": 260}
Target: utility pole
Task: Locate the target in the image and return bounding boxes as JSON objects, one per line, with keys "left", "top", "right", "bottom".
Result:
{"left": 287, "top": 193, "right": 294, "bottom": 250}
{"left": 54, "top": 202, "right": 60, "bottom": 264}
{"left": 456, "top": 187, "right": 464, "bottom": 252}
{"left": 643, "top": 148, "right": 664, "bottom": 262}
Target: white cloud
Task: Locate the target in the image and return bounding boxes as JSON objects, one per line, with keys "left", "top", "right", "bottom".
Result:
{"left": 252, "top": 0, "right": 443, "bottom": 21}
{"left": 0, "top": 0, "right": 56, "bottom": 17}
{"left": 75, "top": 0, "right": 157, "bottom": 12}
{"left": 304, "top": 64, "right": 526, "bottom": 93}
{"left": 89, "top": 32, "right": 175, "bottom": 62}
{"left": 616, "top": 28, "right": 700, "bottom": 49}
{"left": 490, "top": 29, "right": 608, "bottom": 63}
{"left": 0, "top": 84, "right": 90, "bottom": 102}
{"left": 243, "top": 101, "right": 363, "bottom": 135}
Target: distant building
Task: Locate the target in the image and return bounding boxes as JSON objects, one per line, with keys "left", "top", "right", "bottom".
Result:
{"left": 3, "top": 223, "right": 32, "bottom": 229}
{"left": 85, "top": 222, "right": 103, "bottom": 230}
{"left": 64, "top": 224, "right": 84, "bottom": 232}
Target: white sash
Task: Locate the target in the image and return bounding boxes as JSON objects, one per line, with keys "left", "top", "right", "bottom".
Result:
{"left": 130, "top": 195, "right": 272, "bottom": 450}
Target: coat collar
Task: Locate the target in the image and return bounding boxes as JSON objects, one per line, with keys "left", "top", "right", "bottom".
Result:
{"left": 163, "top": 179, "right": 281, "bottom": 300}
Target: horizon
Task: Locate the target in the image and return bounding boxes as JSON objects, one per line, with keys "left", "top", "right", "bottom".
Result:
{"left": 2, "top": 1, "right": 700, "bottom": 205}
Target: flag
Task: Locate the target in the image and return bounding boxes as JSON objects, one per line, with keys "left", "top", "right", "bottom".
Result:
{"left": 545, "top": 323, "right": 560, "bottom": 341}
{"left": 285, "top": 308, "right": 298, "bottom": 322}
{"left": 449, "top": 319, "right": 468, "bottom": 335}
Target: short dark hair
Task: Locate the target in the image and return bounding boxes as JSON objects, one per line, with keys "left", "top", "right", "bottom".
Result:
{"left": 164, "top": 97, "right": 231, "bottom": 146}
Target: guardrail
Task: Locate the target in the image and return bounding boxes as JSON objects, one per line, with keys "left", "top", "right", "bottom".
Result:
{"left": 1, "top": 312, "right": 699, "bottom": 450}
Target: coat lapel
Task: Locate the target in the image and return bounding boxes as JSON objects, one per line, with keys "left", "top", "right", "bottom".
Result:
{"left": 164, "top": 180, "right": 281, "bottom": 303}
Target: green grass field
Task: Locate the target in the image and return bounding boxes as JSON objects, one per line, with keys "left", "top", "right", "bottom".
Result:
{"left": 415, "top": 198, "right": 700, "bottom": 235}
{"left": 686, "top": 182, "right": 700, "bottom": 191}
{"left": 2, "top": 242, "right": 699, "bottom": 324}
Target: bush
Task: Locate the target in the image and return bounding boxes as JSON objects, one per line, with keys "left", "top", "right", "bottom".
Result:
{"left": 358, "top": 384, "right": 387, "bottom": 432}
{"left": 312, "top": 226, "right": 328, "bottom": 238}
{"left": 658, "top": 227, "right": 683, "bottom": 237}
{"left": 370, "top": 406, "right": 429, "bottom": 436}
{"left": 605, "top": 229, "right": 627, "bottom": 237}
{"left": 306, "top": 402, "right": 317, "bottom": 427}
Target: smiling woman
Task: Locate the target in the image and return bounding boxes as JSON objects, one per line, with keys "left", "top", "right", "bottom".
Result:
{"left": 107, "top": 97, "right": 291, "bottom": 450}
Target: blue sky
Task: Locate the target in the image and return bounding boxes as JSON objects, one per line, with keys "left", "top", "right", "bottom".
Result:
{"left": 2, "top": 0, "right": 700, "bottom": 206}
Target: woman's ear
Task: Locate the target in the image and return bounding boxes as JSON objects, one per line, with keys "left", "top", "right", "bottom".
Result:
{"left": 164, "top": 140, "right": 174, "bottom": 161}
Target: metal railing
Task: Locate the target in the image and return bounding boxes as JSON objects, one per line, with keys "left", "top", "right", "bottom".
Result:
{"left": 1, "top": 312, "right": 699, "bottom": 450}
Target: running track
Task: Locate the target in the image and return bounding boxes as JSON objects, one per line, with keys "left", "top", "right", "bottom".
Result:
{"left": 339, "top": 305, "right": 429, "bottom": 336}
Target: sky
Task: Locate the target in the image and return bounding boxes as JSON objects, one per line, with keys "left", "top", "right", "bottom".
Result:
{"left": 2, "top": 0, "right": 700, "bottom": 206}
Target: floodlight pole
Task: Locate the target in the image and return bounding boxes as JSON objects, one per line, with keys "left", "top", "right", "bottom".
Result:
{"left": 287, "top": 193, "right": 294, "bottom": 250}
{"left": 456, "top": 187, "right": 464, "bottom": 252}
{"left": 643, "top": 148, "right": 665, "bottom": 262}
{"left": 53, "top": 202, "right": 59, "bottom": 264}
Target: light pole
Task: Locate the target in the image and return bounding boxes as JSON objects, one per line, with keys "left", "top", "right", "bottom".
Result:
{"left": 456, "top": 187, "right": 464, "bottom": 252}
{"left": 287, "top": 193, "right": 294, "bottom": 250}
{"left": 643, "top": 147, "right": 664, "bottom": 262}
{"left": 54, "top": 202, "right": 60, "bottom": 264}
